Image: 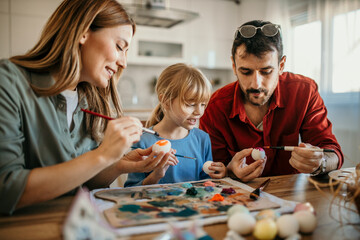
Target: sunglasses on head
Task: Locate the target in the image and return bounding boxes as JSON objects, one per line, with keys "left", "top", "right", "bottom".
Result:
{"left": 234, "top": 23, "right": 281, "bottom": 39}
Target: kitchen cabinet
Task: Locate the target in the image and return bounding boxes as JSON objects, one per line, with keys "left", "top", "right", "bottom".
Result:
{"left": 127, "top": 0, "right": 241, "bottom": 69}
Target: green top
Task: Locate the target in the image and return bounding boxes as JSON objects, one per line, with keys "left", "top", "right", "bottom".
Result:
{"left": 0, "top": 59, "right": 98, "bottom": 214}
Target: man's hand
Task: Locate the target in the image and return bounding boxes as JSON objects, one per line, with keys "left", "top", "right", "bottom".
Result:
{"left": 227, "top": 148, "right": 265, "bottom": 182}
{"left": 289, "top": 143, "right": 323, "bottom": 173}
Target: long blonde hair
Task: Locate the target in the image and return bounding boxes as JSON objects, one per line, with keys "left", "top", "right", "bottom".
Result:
{"left": 146, "top": 63, "right": 212, "bottom": 128}
{"left": 10, "top": 0, "right": 136, "bottom": 141}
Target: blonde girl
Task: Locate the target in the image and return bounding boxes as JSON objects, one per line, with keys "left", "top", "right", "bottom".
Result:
{"left": 125, "top": 63, "right": 226, "bottom": 186}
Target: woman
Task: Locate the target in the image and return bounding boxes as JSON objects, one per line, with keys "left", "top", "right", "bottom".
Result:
{"left": 0, "top": 0, "right": 172, "bottom": 214}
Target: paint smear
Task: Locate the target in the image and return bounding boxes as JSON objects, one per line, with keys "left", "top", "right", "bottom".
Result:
{"left": 157, "top": 207, "right": 198, "bottom": 217}
{"left": 119, "top": 204, "right": 141, "bottom": 213}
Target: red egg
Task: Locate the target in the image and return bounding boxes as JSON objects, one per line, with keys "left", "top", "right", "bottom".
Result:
{"left": 294, "top": 202, "right": 316, "bottom": 215}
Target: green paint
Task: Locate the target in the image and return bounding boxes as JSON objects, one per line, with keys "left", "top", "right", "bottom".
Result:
{"left": 148, "top": 199, "right": 175, "bottom": 207}
{"left": 119, "top": 204, "right": 141, "bottom": 213}
{"left": 146, "top": 187, "right": 184, "bottom": 198}
{"left": 157, "top": 207, "right": 198, "bottom": 217}
{"left": 217, "top": 205, "right": 232, "bottom": 212}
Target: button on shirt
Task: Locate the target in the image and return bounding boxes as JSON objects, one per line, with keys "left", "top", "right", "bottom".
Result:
{"left": 0, "top": 59, "right": 98, "bottom": 214}
{"left": 200, "top": 72, "right": 344, "bottom": 177}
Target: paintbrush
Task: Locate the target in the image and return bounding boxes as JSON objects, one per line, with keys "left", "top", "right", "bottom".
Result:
{"left": 131, "top": 146, "right": 197, "bottom": 160}
{"left": 250, "top": 178, "right": 270, "bottom": 200}
{"left": 263, "top": 146, "right": 335, "bottom": 153}
{"left": 81, "top": 108, "right": 159, "bottom": 136}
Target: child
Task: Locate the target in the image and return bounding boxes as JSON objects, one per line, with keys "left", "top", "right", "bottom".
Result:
{"left": 125, "top": 63, "right": 226, "bottom": 186}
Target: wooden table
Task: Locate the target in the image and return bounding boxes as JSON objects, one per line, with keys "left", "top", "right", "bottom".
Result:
{"left": 1, "top": 172, "right": 359, "bottom": 240}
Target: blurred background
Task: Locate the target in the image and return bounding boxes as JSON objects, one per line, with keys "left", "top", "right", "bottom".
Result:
{"left": 0, "top": 0, "right": 359, "bottom": 168}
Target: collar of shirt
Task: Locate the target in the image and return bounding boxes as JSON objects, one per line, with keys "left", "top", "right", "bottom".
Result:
{"left": 229, "top": 76, "right": 286, "bottom": 121}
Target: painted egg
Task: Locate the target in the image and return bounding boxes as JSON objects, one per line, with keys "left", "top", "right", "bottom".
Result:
{"left": 203, "top": 161, "right": 215, "bottom": 174}
{"left": 276, "top": 214, "right": 299, "bottom": 238}
{"left": 253, "top": 218, "right": 277, "bottom": 240}
{"left": 294, "top": 202, "right": 316, "bottom": 215}
{"left": 251, "top": 147, "right": 266, "bottom": 160}
{"left": 227, "top": 205, "right": 250, "bottom": 217}
{"left": 227, "top": 212, "right": 256, "bottom": 235}
{"left": 152, "top": 139, "right": 171, "bottom": 153}
{"left": 255, "top": 209, "right": 280, "bottom": 221}
{"left": 293, "top": 210, "right": 317, "bottom": 233}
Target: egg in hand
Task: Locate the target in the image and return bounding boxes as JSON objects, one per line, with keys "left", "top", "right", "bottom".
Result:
{"left": 251, "top": 147, "right": 266, "bottom": 160}
{"left": 152, "top": 139, "right": 171, "bottom": 153}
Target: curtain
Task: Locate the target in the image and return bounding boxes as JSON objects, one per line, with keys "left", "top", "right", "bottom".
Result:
{"left": 265, "top": 0, "right": 360, "bottom": 168}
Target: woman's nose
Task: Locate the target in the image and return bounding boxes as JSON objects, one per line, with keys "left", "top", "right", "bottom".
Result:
{"left": 116, "top": 51, "right": 127, "bottom": 69}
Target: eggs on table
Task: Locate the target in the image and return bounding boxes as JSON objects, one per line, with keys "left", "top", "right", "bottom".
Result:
{"left": 227, "top": 202, "right": 317, "bottom": 239}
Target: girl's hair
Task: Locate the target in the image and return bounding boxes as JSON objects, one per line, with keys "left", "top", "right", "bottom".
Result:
{"left": 146, "top": 63, "right": 212, "bottom": 128}
{"left": 9, "top": 0, "right": 136, "bottom": 141}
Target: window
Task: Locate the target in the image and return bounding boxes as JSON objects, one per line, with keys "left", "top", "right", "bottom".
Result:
{"left": 289, "top": 1, "right": 360, "bottom": 96}
{"left": 332, "top": 9, "right": 360, "bottom": 93}
{"left": 292, "top": 21, "right": 322, "bottom": 86}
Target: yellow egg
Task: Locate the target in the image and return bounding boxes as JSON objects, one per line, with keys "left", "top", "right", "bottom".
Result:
{"left": 253, "top": 218, "right": 277, "bottom": 240}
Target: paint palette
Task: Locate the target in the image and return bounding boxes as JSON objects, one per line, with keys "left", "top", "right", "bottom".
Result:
{"left": 95, "top": 179, "right": 280, "bottom": 228}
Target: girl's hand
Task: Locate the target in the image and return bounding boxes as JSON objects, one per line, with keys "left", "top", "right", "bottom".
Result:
{"left": 208, "top": 162, "right": 227, "bottom": 179}
{"left": 143, "top": 149, "right": 178, "bottom": 185}
{"left": 151, "top": 149, "right": 178, "bottom": 177}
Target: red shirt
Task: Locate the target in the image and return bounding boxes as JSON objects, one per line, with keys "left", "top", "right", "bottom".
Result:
{"left": 200, "top": 72, "right": 343, "bottom": 176}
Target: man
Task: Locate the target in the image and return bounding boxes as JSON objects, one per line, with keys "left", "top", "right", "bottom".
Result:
{"left": 200, "top": 20, "right": 343, "bottom": 182}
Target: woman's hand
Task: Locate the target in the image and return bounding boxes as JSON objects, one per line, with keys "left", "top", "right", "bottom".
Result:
{"left": 117, "top": 147, "right": 178, "bottom": 174}
{"left": 96, "top": 116, "right": 142, "bottom": 165}
{"left": 227, "top": 148, "right": 265, "bottom": 182}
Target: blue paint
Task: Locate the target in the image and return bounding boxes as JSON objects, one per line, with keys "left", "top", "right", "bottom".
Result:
{"left": 182, "top": 182, "right": 193, "bottom": 188}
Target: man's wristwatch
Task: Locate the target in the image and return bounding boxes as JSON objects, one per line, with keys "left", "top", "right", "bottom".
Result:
{"left": 310, "top": 157, "right": 327, "bottom": 176}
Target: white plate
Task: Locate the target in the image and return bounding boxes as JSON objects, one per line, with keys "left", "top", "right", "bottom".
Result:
{"left": 328, "top": 167, "right": 356, "bottom": 184}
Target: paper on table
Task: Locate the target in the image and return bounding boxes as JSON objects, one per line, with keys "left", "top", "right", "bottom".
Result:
{"left": 90, "top": 177, "right": 298, "bottom": 237}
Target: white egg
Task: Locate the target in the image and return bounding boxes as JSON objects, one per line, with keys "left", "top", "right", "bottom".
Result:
{"left": 202, "top": 161, "right": 215, "bottom": 174}
{"left": 227, "top": 212, "right": 256, "bottom": 235}
{"left": 276, "top": 214, "right": 300, "bottom": 238}
{"left": 152, "top": 139, "right": 171, "bottom": 153}
{"left": 293, "top": 210, "right": 317, "bottom": 233}
{"left": 251, "top": 147, "right": 266, "bottom": 160}
{"left": 227, "top": 205, "right": 250, "bottom": 217}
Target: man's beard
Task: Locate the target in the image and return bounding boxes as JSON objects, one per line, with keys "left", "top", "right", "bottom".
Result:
{"left": 243, "top": 88, "right": 270, "bottom": 106}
